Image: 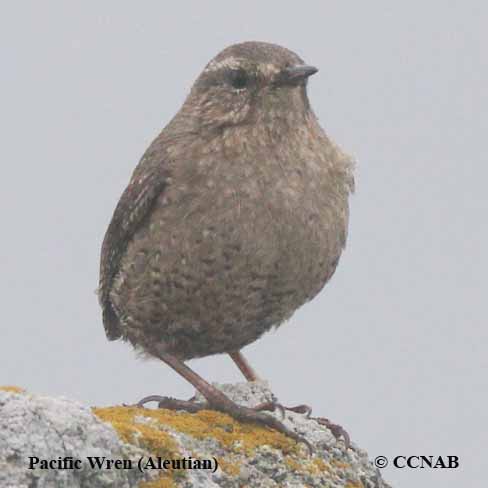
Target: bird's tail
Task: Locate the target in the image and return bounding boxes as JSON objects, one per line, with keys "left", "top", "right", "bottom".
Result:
{"left": 102, "top": 302, "right": 122, "bottom": 341}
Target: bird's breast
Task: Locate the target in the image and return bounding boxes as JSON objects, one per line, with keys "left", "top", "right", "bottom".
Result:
{"left": 110, "top": 139, "right": 352, "bottom": 356}
{"left": 151, "top": 149, "right": 349, "bottom": 302}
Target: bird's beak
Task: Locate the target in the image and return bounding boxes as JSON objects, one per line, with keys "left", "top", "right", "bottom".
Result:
{"left": 278, "top": 64, "right": 318, "bottom": 85}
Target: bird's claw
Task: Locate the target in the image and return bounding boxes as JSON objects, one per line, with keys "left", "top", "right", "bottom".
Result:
{"left": 229, "top": 404, "right": 313, "bottom": 455}
{"left": 264, "top": 402, "right": 350, "bottom": 449}
{"left": 136, "top": 395, "right": 207, "bottom": 413}
{"left": 133, "top": 393, "right": 313, "bottom": 454}
{"left": 253, "top": 400, "right": 286, "bottom": 418}
{"left": 254, "top": 401, "right": 313, "bottom": 418}
{"left": 262, "top": 401, "right": 350, "bottom": 450}
{"left": 313, "top": 417, "right": 351, "bottom": 449}
{"left": 136, "top": 394, "right": 348, "bottom": 450}
{"left": 284, "top": 404, "right": 313, "bottom": 417}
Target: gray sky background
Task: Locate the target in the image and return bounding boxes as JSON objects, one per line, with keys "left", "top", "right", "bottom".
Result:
{"left": 1, "top": 2, "right": 486, "bottom": 487}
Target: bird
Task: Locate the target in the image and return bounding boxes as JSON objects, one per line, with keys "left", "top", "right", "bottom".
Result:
{"left": 99, "top": 41, "right": 355, "bottom": 447}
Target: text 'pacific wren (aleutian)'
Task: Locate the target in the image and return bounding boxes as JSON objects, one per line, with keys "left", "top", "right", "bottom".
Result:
{"left": 99, "top": 41, "right": 355, "bottom": 447}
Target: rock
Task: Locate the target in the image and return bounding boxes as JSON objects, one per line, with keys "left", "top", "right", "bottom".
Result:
{"left": 0, "top": 386, "right": 150, "bottom": 488}
{"left": 0, "top": 384, "right": 391, "bottom": 487}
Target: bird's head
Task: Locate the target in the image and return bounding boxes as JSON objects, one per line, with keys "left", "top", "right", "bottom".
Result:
{"left": 181, "top": 41, "right": 318, "bottom": 131}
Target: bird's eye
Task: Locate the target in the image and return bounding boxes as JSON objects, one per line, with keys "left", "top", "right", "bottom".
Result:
{"left": 228, "top": 69, "right": 249, "bottom": 90}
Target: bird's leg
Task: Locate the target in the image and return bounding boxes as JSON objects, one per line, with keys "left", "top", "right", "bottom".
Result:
{"left": 228, "top": 350, "right": 310, "bottom": 416}
{"left": 228, "top": 350, "right": 286, "bottom": 415}
{"left": 229, "top": 350, "right": 261, "bottom": 382}
{"left": 226, "top": 350, "right": 350, "bottom": 448}
{"left": 136, "top": 350, "right": 312, "bottom": 452}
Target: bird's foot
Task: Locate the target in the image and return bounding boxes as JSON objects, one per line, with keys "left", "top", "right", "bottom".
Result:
{"left": 254, "top": 401, "right": 312, "bottom": 418}
{"left": 136, "top": 395, "right": 207, "bottom": 413}
{"left": 313, "top": 417, "right": 351, "bottom": 449}
{"left": 135, "top": 394, "right": 313, "bottom": 454}
{"left": 254, "top": 401, "right": 350, "bottom": 449}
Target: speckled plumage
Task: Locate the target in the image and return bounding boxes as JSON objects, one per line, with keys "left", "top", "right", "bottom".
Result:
{"left": 99, "top": 41, "right": 354, "bottom": 362}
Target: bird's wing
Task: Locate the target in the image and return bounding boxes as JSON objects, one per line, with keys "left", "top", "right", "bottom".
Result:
{"left": 99, "top": 155, "right": 169, "bottom": 340}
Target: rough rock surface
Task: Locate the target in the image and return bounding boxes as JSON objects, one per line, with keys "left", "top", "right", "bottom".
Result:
{"left": 0, "top": 384, "right": 392, "bottom": 488}
{"left": 0, "top": 386, "right": 150, "bottom": 488}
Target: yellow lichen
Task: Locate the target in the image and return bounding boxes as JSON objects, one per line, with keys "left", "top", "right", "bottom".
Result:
{"left": 219, "top": 458, "right": 242, "bottom": 476}
{"left": 94, "top": 406, "right": 298, "bottom": 456}
{"left": 302, "top": 457, "right": 332, "bottom": 475}
{"left": 330, "top": 459, "right": 350, "bottom": 469}
{"left": 345, "top": 482, "right": 364, "bottom": 488}
{"left": 93, "top": 406, "right": 178, "bottom": 458}
{"left": 93, "top": 406, "right": 182, "bottom": 488}
{"left": 93, "top": 405, "right": 304, "bottom": 487}
{"left": 139, "top": 478, "right": 176, "bottom": 488}
{"left": 0, "top": 386, "right": 25, "bottom": 393}
{"left": 283, "top": 454, "right": 332, "bottom": 476}
{"left": 311, "top": 457, "right": 330, "bottom": 473}
{"left": 284, "top": 456, "right": 302, "bottom": 472}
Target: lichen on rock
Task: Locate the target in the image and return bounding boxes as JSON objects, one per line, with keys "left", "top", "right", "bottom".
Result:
{"left": 0, "top": 383, "right": 391, "bottom": 487}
